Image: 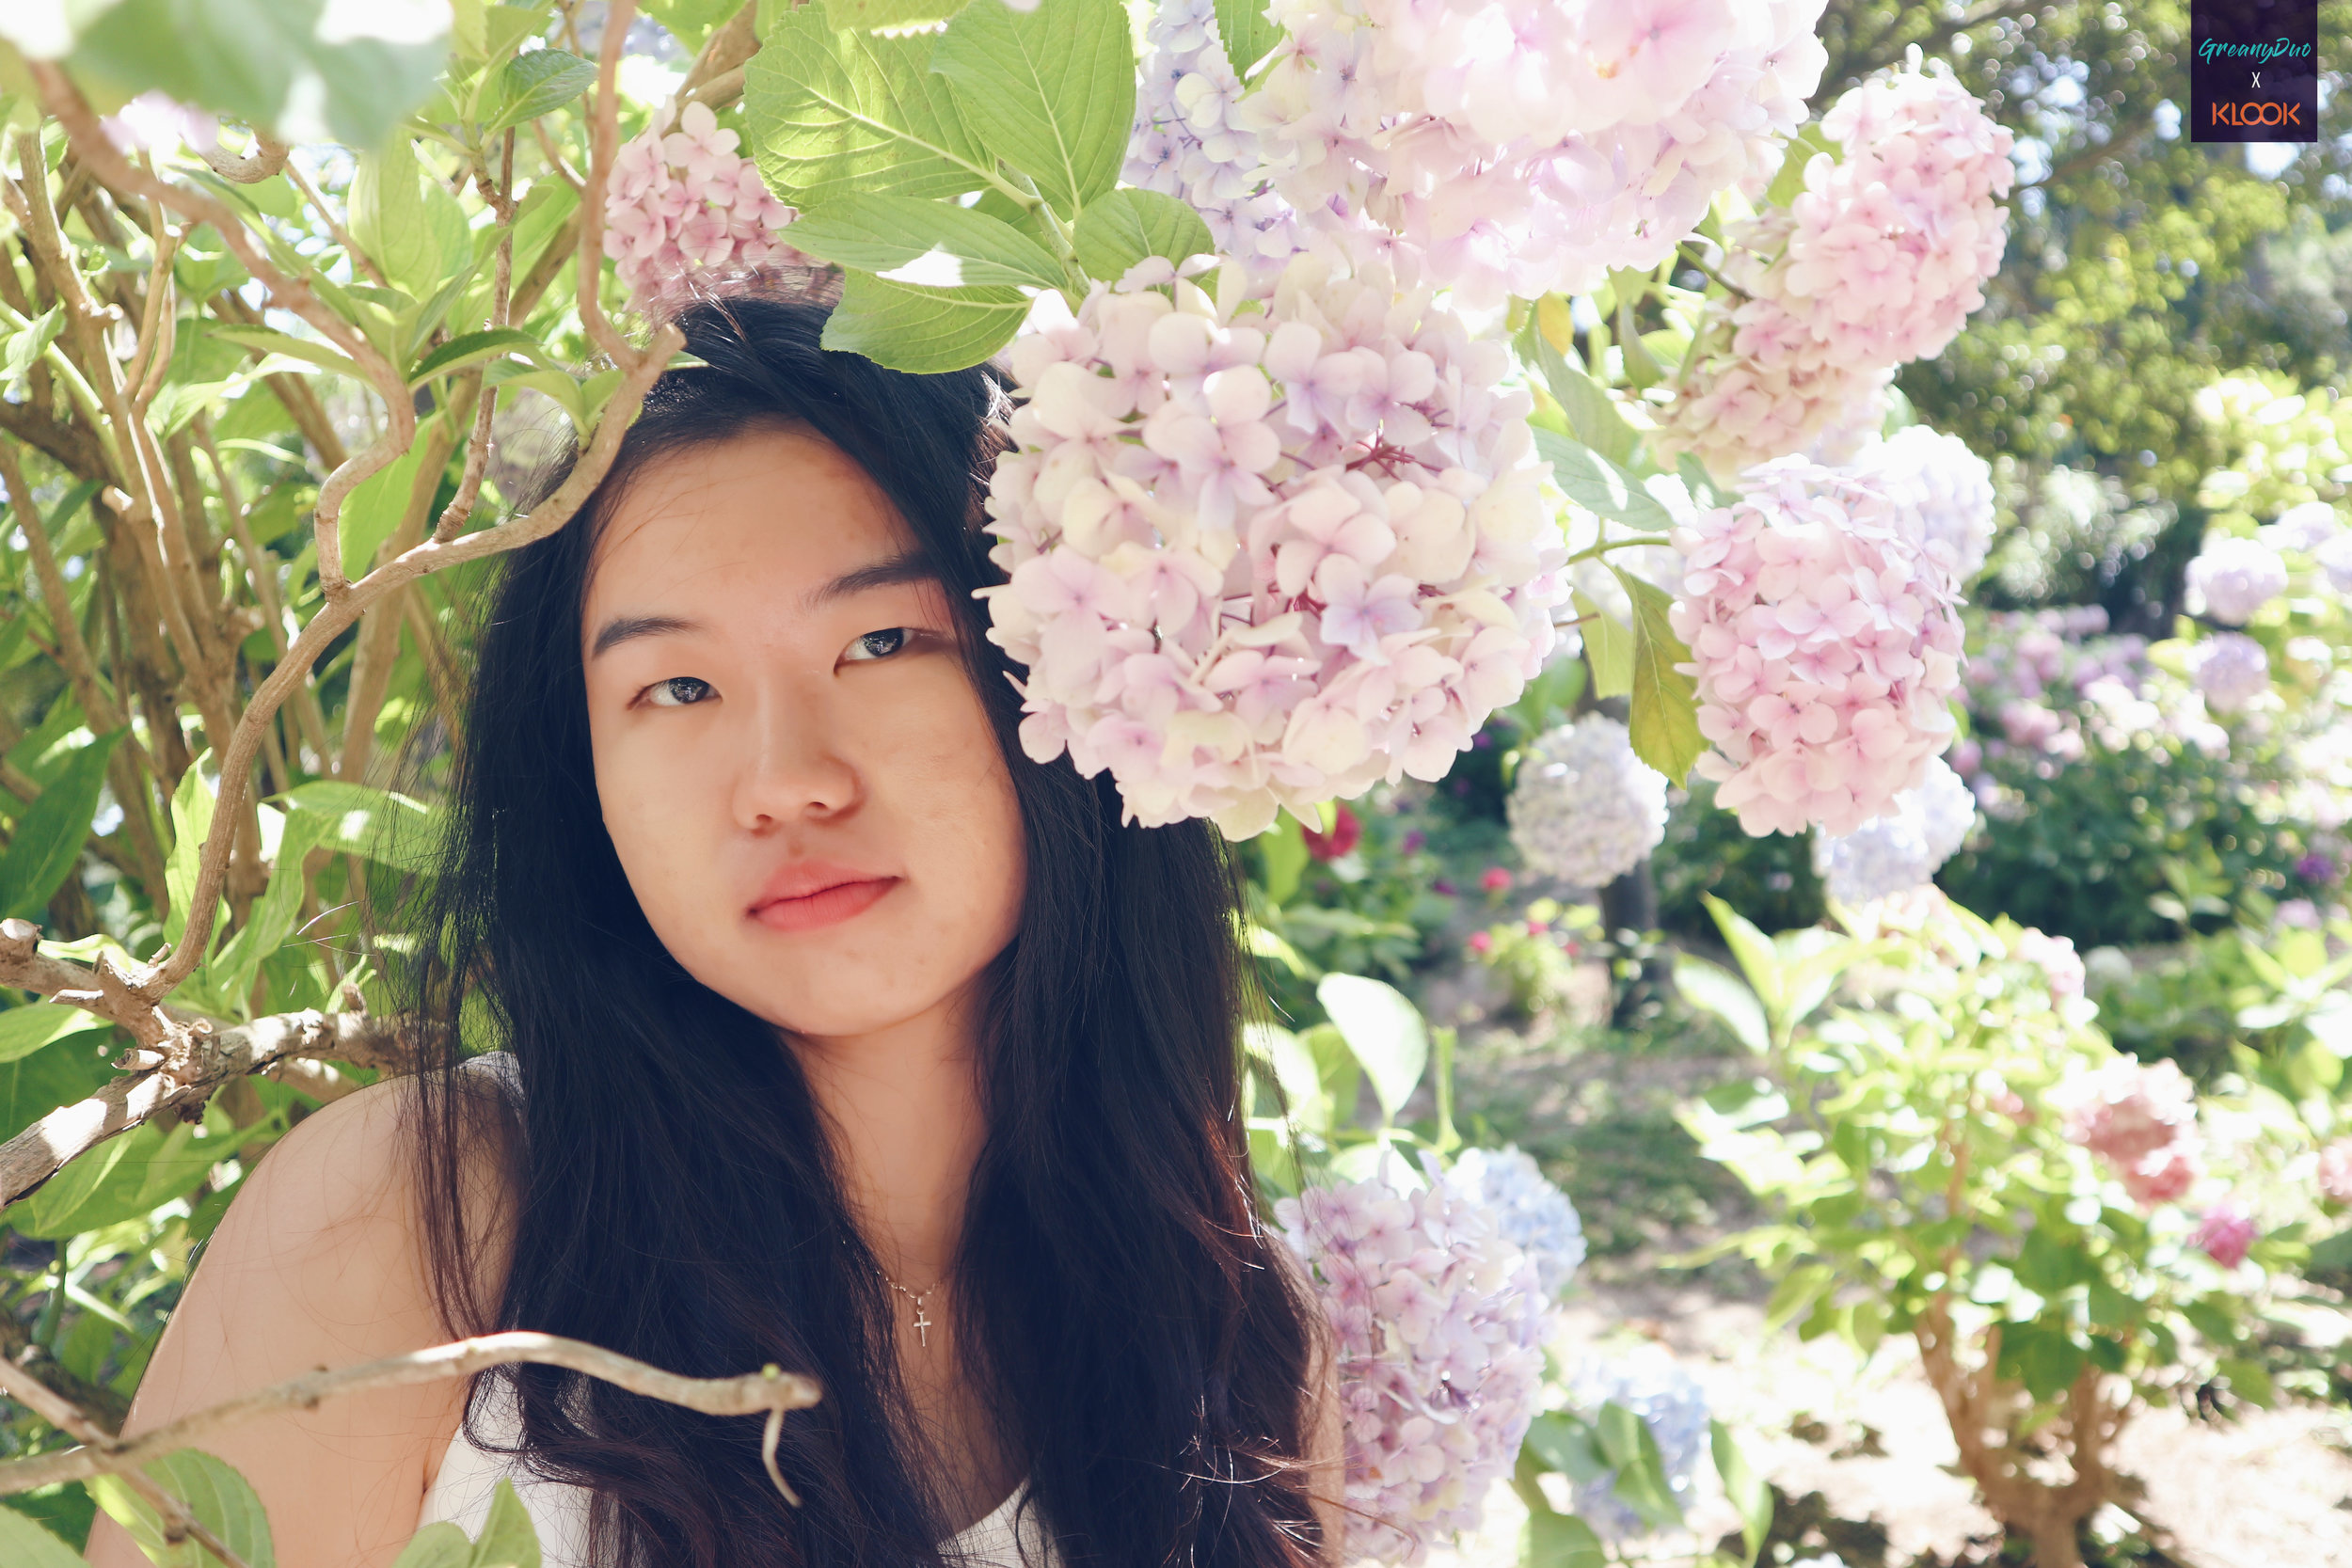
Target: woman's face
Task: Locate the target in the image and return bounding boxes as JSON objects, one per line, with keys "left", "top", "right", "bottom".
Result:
{"left": 580, "top": 424, "right": 1026, "bottom": 1044}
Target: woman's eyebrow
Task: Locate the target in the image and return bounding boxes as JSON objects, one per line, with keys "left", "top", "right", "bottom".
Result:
{"left": 589, "top": 551, "right": 942, "bottom": 660}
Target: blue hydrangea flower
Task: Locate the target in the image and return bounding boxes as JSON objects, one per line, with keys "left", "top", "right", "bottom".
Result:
{"left": 1448, "top": 1146, "right": 1585, "bottom": 1300}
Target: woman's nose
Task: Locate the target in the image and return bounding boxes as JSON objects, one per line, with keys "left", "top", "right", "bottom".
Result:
{"left": 731, "top": 685, "right": 861, "bottom": 831}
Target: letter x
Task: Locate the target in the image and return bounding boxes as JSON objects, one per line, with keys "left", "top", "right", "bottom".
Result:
{"left": 2252, "top": 71, "right": 2263, "bottom": 87}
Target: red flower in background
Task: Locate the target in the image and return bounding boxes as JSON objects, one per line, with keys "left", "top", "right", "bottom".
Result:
{"left": 1302, "top": 803, "right": 1363, "bottom": 862}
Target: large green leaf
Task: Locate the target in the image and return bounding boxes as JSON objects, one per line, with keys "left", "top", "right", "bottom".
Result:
{"left": 1711, "top": 1418, "right": 1772, "bottom": 1563}
{"left": 0, "top": 1033, "right": 114, "bottom": 1144}
{"left": 1520, "top": 1508, "right": 1606, "bottom": 1568}
{"left": 68, "top": 0, "right": 452, "bottom": 150}
{"left": 163, "top": 755, "right": 218, "bottom": 952}
{"left": 1570, "top": 590, "right": 1631, "bottom": 700}
{"left": 819, "top": 269, "right": 1028, "bottom": 372}
{"left": 0, "top": 1000, "right": 108, "bottom": 1065}
{"left": 351, "top": 142, "right": 472, "bottom": 304}
{"left": 1612, "top": 565, "right": 1702, "bottom": 785}
{"left": 0, "top": 1509, "right": 87, "bottom": 1568}
{"left": 90, "top": 1449, "right": 276, "bottom": 1568}
{"left": 1071, "top": 187, "right": 1213, "bottom": 282}
{"left": 278, "top": 781, "right": 439, "bottom": 875}
{"left": 1521, "top": 321, "right": 1638, "bottom": 468}
{"left": 469, "top": 1479, "right": 544, "bottom": 1568}
{"left": 930, "top": 0, "right": 1133, "bottom": 218}
{"left": 391, "top": 1524, "right": 476, "bottom": 1568}
{"left": 745, "top": 9, "right": 994, "bottom": 208}
{"left": 1211, "top": 0, "right": 1283, "bottom": 79}
{"left": 485, "top": 48, "right": 595, "bottom": 135}
{"left": 1533, "top": 427, "right": 1676, "bottom": 533}
{"left": 821, "top": 0, "right": 973, "bottom": 33}
{"left": 1314, "top": 974, "right": 1427, "bottom": 1122}
{"left": 211, "top": 810, "right": 329, "bottom": 1002}
{"left": 0, "top": 728, "right": 122, "bottom": 920}
{"left": 786, "top": 195, "right": 1065, "bottom": 291}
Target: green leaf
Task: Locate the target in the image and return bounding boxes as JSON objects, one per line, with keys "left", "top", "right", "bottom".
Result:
{"left": 351, "top": 142, "right": 471, "bottom": 303}
{"left": 1520, "top": 320, "right": 1636, "bottom": 467}
{"left": 1297, "top": 1021, "right": 1359, "bottom": 1132}
{"left": 1673, "top": 954, "right": 1767, "bottom": 1053}
{"left": 819, "top": 269, "right": 1028, "bottom": 372}
{"left": 930, "top": 0, "right": 1134, "bottom": 218}
{"left": 1519, "top": 1507, "right": 1606, "bottom": 1568}
{"left": 278, "top": 782, "right": 438, "bottom": 875}
{"left": 1211, "top": 0, "right": 1283, "bottom": 79}
{"left": 1071, "top": 187, "right": 1214, "bottom": 282}
{"left": 90, "top": 1449, "right": 275, "bottom": 1568}
{"left": 339, "top": 416, "right": 441, "bottom": 575}
{"left": 745, "top": 9, "right": 994, "bottom": 208}
{"left": 1522, "top": 1414, "right": 1609, "bottom": 1482}
{"left": 486, "top": 48, "right": 595, "bottom": 134}
{"left": 211, "top": 811, "right": 329, "bottom": 1000}
{"left": 2215, "top": 1355, "right": 2276, "bottom": 1409}
{"left": 2, "top": 303, "right": 63, "bottom": 388}
{"left": 641, "top": 0, "right": 743, "bottom": 51}
{"left": 1761, "top": 1260, "right": 1833, "bottom": 1334}
{"left": 67, "top": 0, "right": 452, "bottom": 148}
{"left": 391, "top": 1523, "right": 476, "bottom": 1568}
{"left": 821, "top": 0, "right": 973, "bottom": 33}
{"left": 1315, "top": 973, "right": 1427, "bottom": 1121}
{"left": 1763, "top": 122, "right": 1839, "bottom": 211}
{"left": 1613, "top": 565, "right": 1702, "bottom": 785}
{"left": 410, "top": 327, "right": 548, "bottom": 388}
{"left": 1593, "top": 1402, "right": 1685, "bottom": 1531}
{"left": 466, "top": 1480, "right": 542, "bottom": 1568}
{"left": 1711, "top": 1418, "right": 1772, "bottom": 1563}
{"left": 787, "top": 194, "right": 1065, "bottom": 290}
{"left": 0, "top": 1001, "right": 108, "bottom": 1065}
{"left": 1532, "top": 427, "right": 1676, "bottom": 532}
{"left": 1258, "top": 811, "right": 1308, "bottom": 907}
{"left": 209, "top": 324, "right": 366, "bottom": 383}
{"left": 1572, "top": 591, "right": 1632, "bottom": 700}
{"left": 0, "top": 1508, "right": 88, "bottom": 1568}
{"left": 0, "top": 729, "right": 122, "bottom": 920}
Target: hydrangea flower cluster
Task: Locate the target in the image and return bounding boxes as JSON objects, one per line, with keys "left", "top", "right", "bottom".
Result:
{"left": 605, "top": 102, "right": 807, "bottom": 313}
{"left": 2058, "top": 1058, "right": 2202, "bottom": 1207}
{"left": 2192, "top": 1200, "right": 2257, "bottom": 1268}
{"left": 1277, "top": 1159, "right": 1549, "bottom": 1566}
{"left": 1659, "top": 63, "right": 2013, "bottom": 476}
{"left": 1670, "top": 455, "right": 1966, "bottom": 836}
{"left": 1126, "top": 0, "right": 1302, "bottom": 281}
{"left": 1567, "top": 1348, "right": 1711, "bottom": 1543}
{"left": 1447, "top": 1145, "right": 1587, "bottom": 1298}
{"left": 1504, "top": 717, "right": 1670, "bottom": 889}
{"left": 2320, "top": 1138, "right": 2352, "bottom": 1204}
{"left": 1812, "top": 753, "right": 1974, "bottom": 905}
{"left": 982, "top": 253, "right": 1567, "bottom": 838}
{"left": 1237, "top": 0, "right": 1829, "bottom": 308}
{"left": 99, "top": 90, "right": 219, "bottom": 157}
{"left": 2188, "top": 632, "right": 2271, "bottom": 713}
{"left": 1847, "top": 424, "right": 1997, "bottom": 585}
{"left": 2184, "top": 534, "right": 2288, "bottom": 626}
{"left": 2011, "top": 926, "right": 2085, "bottom": 1003}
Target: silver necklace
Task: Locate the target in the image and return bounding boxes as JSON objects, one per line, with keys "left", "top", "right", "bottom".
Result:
{"left": 881, "top": 1272, "right": 943, "bottom": 1348}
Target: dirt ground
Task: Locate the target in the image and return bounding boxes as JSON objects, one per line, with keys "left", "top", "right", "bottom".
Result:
{"left": 1400, "top": 963, "right": 2352, "bottom": 1568}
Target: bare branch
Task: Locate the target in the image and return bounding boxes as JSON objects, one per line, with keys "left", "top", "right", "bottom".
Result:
{"left": 0, "top": 1332, "right": 822, "bottom": 1508}
{"left": 678, "top": 2, "right": 761, "bottom": 112}
{"left": 577, "top": 0, "right": 643, "bottom": 367}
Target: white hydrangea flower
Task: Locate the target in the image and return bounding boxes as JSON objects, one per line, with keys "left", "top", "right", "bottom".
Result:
{"left": 2187, "top": 632, "right": 2269, "bottom": 713}
{"left": 1505, "top": 718, "right": 1670, "bottom": 888}
{"left": 2262, "top": 500, "right": 2342, "bottom": 554}
{"left": 1848, "top": 424, "right": 1996, "bottom": 585}
{"left": 1448, "top": 1146, "right": 1586, "bottom": 1299}
{"left": 2184, "top": 534, "right": 2288, "bottom": 626}
{"left": 1812, "top": 753, "right": 1975, "bottom": 905}
{"left": 1568, "top": 1347, "right": 1712, "bottom": 1542}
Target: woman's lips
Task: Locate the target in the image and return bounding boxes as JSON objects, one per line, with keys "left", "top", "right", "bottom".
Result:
{"left": 749, "top": 878, "right": 898, "bottom": 933}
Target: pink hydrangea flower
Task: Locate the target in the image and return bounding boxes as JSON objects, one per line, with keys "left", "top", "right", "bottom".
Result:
{"left": 982, "top": 251, "right": 1566, "bottom": 836}
{"left": 602, "top": 102, "right": 809, "bottom": 313}
{"left": 1277, "top": 1159, "right": 1549, "bottom": 1566}
{"left": 1659, "top": 62, "right": 2012, "bottom": 476}
{"left": 2319, "top": 1138, "right": 2352, "bottom": 1204}
{"left": 2184, "top": 535, "right": 2288, "bottom": 626}
{"left": 1234, "top": 0, "right": 1829, "bottom": 308}
{"left": 2012, "top": 927, "right": 2085, "bottom": 1002}
{"left": 2192, "top": 1201, "right": 2257, "bottom": 1268}
{"left": 2058, "top": 1059, "right": 2204, "bottom": 1208}
{"left": 1668, "top": 455, "right": 1966, "bottom": 835}
{"left": 2187, "top": 632, "right": 2270, "bottom": 713}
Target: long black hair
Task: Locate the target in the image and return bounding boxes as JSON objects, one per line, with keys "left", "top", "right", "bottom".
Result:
{"left": 398, "top": 295, "right": 1329, "bottom": 1568}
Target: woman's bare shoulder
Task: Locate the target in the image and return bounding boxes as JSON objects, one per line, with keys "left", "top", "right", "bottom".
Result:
{"left": 85, "top": 1074, "right": 517, "bottom": 1566}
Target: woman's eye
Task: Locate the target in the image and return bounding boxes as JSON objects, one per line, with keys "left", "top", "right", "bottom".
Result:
{"left": 843, "top": 627, "right": 912, "bottom": 663}
{"left": 642, "top": 676, "right": 714, "bottom": 708}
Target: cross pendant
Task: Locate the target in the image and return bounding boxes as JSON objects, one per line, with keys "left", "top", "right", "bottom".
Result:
{"left": 910, "top": 1301, "right": 932, "bottom": 1348}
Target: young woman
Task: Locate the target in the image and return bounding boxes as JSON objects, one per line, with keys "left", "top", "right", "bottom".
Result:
{"left": 93, "top": 296, "right": 1344, "bottom": 1568}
